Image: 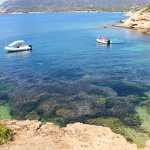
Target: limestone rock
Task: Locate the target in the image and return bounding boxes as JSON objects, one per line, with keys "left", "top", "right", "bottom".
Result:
{"left": 2, "top": 120, "right": 41, "bottom": 131}
{"left": 1, "top": 120, "right": 150, "bottom": 150}
{"left": 117, "top": 8, "right": 150, "bottom": 34}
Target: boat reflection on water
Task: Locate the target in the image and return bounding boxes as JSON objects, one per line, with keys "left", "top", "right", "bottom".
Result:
{"left": 6, "top": 50, "right": 32, "bottom": 58}
{"left": 97, "top": 42, "right": 112, "bottom": 50}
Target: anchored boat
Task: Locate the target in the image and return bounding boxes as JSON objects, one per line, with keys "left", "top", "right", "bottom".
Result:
{"left": 97, "top": 38, "right": 112, "bottom": 44}
{"left": 5, "top": 40, "right": 32, "bottom": 52}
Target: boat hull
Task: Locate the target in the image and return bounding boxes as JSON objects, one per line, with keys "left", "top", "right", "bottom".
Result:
{"left": 5, "top": 46, "right": 32, "bottom": 52}
{"left": 97, "top": 38, "right": 112, "bottom": 44}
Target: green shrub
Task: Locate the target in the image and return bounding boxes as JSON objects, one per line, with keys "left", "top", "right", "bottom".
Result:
{"left": 141, "top": 5, "right": 150, "bottom": 14}
{"left": 132, "top": 9, "right": 140, "bottom": 12}
{"left": 0, "top": 122, "right": 12, "bottom": 144}
{"left": 145, "top": 5, "right": 150, "bottom": 12}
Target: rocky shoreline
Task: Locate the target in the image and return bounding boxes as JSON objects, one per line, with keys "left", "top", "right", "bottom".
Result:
{"left": 117, "top": 7, "right": 150, "bottom": 34}
{"left": 0, "top": 120, "right": 150, "bottom": 150}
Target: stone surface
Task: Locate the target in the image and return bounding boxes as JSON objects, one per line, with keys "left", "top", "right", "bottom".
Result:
{"left": 117, "top": 8, "right": 150, "bottom": 34}
{"left": 1, "top": 120, "right": 150, "bottom": 150}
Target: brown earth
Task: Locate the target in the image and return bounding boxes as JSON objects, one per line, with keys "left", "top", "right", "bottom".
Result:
{"left": 1, "top": 120, "right": 150, "bottom": 150}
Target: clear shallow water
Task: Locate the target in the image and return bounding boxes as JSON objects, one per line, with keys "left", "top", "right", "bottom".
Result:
{"left": 0, "top": 13, "right": 150, "bottom": 147}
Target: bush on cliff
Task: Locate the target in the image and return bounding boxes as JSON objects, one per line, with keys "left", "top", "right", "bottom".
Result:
{"left": 132, "top": 8, "right": 140, "bottom": 12}
{"left": 0, "top": 122, "right": 12, "bottom": 144}
{"left": 141, "top": 5, "right": 150, "bottom": 14}
{"left": 144, "top": 5, "right": 150, "bottom": 12}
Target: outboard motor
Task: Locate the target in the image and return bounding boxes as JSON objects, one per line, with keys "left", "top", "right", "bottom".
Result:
{"left": 107, "top": 39, "right": 110, "bottom": 45}
{"left": 29, "top": 45, "right": 32, "bottom": 50}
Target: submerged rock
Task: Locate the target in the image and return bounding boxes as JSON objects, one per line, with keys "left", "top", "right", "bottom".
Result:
{"left": 25, "top": 111, "right": 41, "bottom": 120}
{"left": 106, "top": 96, "right": 139, "bottom": 117}
{"left": 117, "top": 20, "right": 125, "bottom": 23}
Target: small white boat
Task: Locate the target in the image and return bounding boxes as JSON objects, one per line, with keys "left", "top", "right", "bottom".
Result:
{"left": 5, "top": 40, "right": 32, "bottom": 52}
{"left": 97, "top": 38, "right": 112, "bottom": 44}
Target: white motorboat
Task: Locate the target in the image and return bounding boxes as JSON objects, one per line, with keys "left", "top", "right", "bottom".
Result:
{"left": 97, "top": 38, "right": 112, "bottom": 44}
{"left": 5, "top": 40, "right": 32, "bottom": 51}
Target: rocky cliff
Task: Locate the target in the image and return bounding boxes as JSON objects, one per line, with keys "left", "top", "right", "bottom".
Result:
{"left": 1, "top": 120, "right": 150, "bottom": 150}
{"left": 118, "top": 7, "right": 150, "bottom": 34}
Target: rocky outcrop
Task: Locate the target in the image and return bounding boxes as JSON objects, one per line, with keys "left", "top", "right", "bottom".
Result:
{"left": 118, "top": 8, "right": 150, "bottom": 34}
{"left": 122, "top": 11, "right": 137, "bottom": 17}
{"left": 1, "top": 120, "right": 150, "bottom": 150}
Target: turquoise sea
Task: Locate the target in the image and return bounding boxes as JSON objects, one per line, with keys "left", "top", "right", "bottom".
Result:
{"left": 0, "top": 12, "right": 150, "bottom": 147}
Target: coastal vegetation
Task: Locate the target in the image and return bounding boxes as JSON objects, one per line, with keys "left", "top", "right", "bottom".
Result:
{"left": 142, "top": 5, "right": 150, "bottom": 12}
{"left": 138, "top": 5, "right": 150, "bottom": 15}
{"left": 0, "top": 122, "right": 12, "bottom": 144}
{"left": 130, "top": 5, "right": 150, "bottom": 14}
{"left": 132, "top": 8, "right": 140, "bottom": 12}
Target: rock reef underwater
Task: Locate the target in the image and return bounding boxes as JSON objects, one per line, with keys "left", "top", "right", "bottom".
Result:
{"left": 1, "top": 69, "right": 150, "bottom": 147}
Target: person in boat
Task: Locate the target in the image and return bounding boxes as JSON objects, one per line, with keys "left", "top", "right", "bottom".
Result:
{"left": 16, "top": 45, "right": 20, "bottom": 48}
{"left": 98, "top": 37, "right": 101, "bottom": 39}
{"left": 103, "top": 37, "right": 106, "bottom": 42}
{"left": 15, "top": 45, "right": 19, "bottom": 48}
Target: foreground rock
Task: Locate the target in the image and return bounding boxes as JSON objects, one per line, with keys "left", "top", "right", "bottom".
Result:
{"left": 117, "top": 7, "right": 150, "bottom": 34}
{"left": 1, "top": 120, "right": 150, "bottom": 150}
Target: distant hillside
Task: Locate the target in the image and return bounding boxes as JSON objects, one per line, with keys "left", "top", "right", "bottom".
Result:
{"left": 0, "top": 0, "right": 150, "bottom": 14}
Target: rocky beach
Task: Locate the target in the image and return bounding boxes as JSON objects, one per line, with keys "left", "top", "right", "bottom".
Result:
{"left": 1, "top": 120, "right": 150, "bottom": 150}
{"left": 117, "top": 6, "right": 150, "bottom": 34}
